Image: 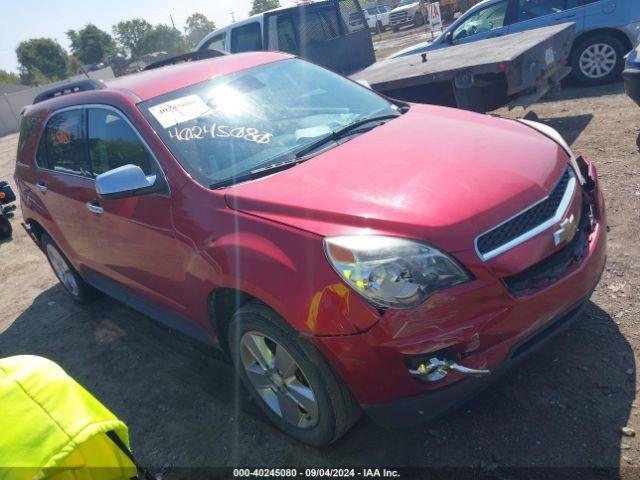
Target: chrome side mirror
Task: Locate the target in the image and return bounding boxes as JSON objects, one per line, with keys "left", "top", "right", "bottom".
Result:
{"left": 96, "top": 164, "right": 159, "bottom": 199}
{"left": 444, "top": 31, "right": 453, "bottom": 44}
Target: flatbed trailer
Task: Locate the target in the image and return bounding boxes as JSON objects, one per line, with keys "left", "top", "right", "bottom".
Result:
{"left": 351, "top": 23, "right": 575, "bottom": 112}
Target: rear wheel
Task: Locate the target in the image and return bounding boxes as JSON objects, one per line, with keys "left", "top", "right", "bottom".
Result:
{"left": 571, "top": 34, "right": 625, "bottom": 85}
{"left": 414, "top": 12, "right": 425, "bottom": 27}
{"left": 228, "top": 302, "right": 360, "bottom": 446}
{"left": 42, "top": 234, "right": 93, "bottom": 303}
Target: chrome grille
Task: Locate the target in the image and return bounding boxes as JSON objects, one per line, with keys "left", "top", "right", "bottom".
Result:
{"left": 476, "top": 168, "right": 576, "bottom": 261}
{"left": 390, "top": 11, "right": 408, "bottom": 23}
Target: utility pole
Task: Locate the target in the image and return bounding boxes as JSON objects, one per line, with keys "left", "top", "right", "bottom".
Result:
{"left": 170, "top": 14, "right": 176, "bottom": 29}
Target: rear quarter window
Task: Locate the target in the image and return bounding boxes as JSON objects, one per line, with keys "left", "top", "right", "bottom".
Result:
{"left": 16, "top": 115, "right": 39, "bottom": 160}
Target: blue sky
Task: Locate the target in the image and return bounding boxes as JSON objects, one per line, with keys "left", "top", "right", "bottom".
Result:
{"left": 0, "top": 0, "right": 296, "bottom": 73}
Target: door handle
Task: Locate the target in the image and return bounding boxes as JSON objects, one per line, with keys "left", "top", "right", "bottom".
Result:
{"left": 35, "top": 182, "right": 47, "bottom": 192}
{"left": 86, "top": 202, "right": 104, "bottom": 215}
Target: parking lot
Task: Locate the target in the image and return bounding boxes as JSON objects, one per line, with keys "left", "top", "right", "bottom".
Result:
{"left": 1, "top": 26, "right": 639, "bottom": 476}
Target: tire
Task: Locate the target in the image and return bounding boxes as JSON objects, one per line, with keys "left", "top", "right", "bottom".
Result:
{"left": 376, "top": 21, "right": 384, "bottom": 34}
{"left": 228, "top": 301, "right": 360, "bottom": 446}
{"left": 570, "top": 34, "right": 626, "bottom": 86}
{"left": 42, "top": 234, "right": 93, "bottom": 303}
{"left": 392, "top": 25, "right": 400, "bottom": 32}
{"left": 414, "top": 12, "right": 425, "bottom": 27}
{"left": 0, "top": 215, "right": 11, "bottom": 239}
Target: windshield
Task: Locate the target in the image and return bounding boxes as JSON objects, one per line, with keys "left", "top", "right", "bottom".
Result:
{"left": 140, "top": 59, "right": 398, "bottom": 188}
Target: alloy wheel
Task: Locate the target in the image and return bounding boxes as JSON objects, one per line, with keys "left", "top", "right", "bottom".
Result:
{"left": 239, "top": 331, "right": 319, "bottom": 428}
{"left": 579, "top": 43, "right": 617, "bottom": 79}
{"left": 46, "top": 244, "right": 79, "bottom": 296}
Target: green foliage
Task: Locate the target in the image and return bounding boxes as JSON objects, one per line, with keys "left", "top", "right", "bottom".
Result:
{"left": 112, "top": 19, "right": 153, "bottom": 57}
{"left": 184, "top": 13, "right": 216, "bottom": 47}
{"left": 0, "top": 69, "right": 20, "bottom": 85}
{"left": 66, "top": 24, "right": 117, "bottom": 65}
{"left": 16, "top": 38, "right": 68, "bottom": 85}
{"left": 250, "top": 0, "right": 282, "bottom": 16}
{"left": 139, "top": 25, "right": 189, "bottom": 56}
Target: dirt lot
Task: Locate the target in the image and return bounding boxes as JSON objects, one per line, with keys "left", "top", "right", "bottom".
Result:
{"left": 1, "top": 55, "right": 640, "bottom": 476}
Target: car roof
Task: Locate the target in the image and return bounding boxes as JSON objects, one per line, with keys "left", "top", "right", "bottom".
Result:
{"left": 21, "top": 52, "right": 292, "bottom": 117}
{"left": 105, "top": 51, "right": 290, "bottom": 102}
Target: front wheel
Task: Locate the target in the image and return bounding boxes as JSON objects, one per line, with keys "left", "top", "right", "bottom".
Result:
{"left": 571, "top": 34, "right": 625, "bottom": 86}
{"left": 414, "top": 12, "right": 425, "bottom": 27}
{"left": 376, "top": 20, "right": 384, "bottom": 34}
{"left": 228, "top": 302, "right": 360, "bottom": 446}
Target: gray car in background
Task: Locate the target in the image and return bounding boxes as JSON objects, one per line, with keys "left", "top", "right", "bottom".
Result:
{"left": 391, "top": 0, "right": 640, "bottom": 85}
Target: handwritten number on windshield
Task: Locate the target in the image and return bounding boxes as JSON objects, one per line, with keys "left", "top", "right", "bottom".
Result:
{"left": 168, "top": 123, "right": 272, "bottom": 145}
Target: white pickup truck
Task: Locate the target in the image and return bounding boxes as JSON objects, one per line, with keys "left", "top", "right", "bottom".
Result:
{"left": 363, "top": 5, "right": 391, "bottom": 33}
{"left": 389, "top": 0, "right": 426, "bottom": 32}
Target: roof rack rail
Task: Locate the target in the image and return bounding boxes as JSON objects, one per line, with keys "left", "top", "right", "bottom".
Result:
{"left": 33, "top": 79, "right": 105, "bottom": 105}
{"left": 144, "top": 49, "right": 228, "bottom": 71}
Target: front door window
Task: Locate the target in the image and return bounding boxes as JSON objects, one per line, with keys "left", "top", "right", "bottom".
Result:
{"left": 452, "top": 1, "right": 509, "bottom": 41}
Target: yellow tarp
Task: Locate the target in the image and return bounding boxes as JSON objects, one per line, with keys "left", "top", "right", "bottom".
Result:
{"left": 0, "top": 355, "right": 137, "bottom": 480}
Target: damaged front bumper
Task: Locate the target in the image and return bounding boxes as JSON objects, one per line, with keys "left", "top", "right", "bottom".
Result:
{"left": 311, "top": 158, "right": 606, "bottom": 428}
{"left": 361, "top": 295, "right": 592, "bottom": 427}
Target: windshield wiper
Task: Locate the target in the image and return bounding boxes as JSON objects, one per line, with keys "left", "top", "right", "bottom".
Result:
{"left": 209, "top": 113, "right": 401, "bottom": 190}
{"left": 292, "top": 113, "right": 401, "bottom": 159}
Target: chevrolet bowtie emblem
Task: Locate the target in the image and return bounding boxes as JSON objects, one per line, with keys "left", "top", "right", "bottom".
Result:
{"left": 554, "top": 214, "right": 577, "bottom": 246}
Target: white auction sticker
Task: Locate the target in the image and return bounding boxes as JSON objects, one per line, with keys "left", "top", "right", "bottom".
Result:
{"left": 149, "top": 95, "right": 211, "bottom": 128}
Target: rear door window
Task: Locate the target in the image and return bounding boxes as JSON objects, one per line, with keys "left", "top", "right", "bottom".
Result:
{"left": 41, "top": 109, "right": 89, "bottom": 176}
{"left": 276, "top": 7, "right": 341, "bottom": 54}
{"left": 230, "top": 22, "right": 263, "bottom": 53}
{"left": 515, "top": 0, "right": 580, "bottom": 21}
{"left": 276, "top": 15, "right": 300, "bottom": 54}
{"left": 87, "top": 108, "right": 154, "bottom": 176}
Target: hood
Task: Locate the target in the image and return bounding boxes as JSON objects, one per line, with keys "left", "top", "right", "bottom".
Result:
{"left": 225, "top": 104, "right": 569, "bottom": 253}
{"left": 389, "top": 40, "right": 435, "bottom": 59}
{"left": 392, "top": 2, "right": 419, "bottom": 13}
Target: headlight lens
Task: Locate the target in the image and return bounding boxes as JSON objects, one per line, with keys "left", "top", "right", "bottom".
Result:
{"left": 324, "top": 236, "right": 471, "bottom": 309}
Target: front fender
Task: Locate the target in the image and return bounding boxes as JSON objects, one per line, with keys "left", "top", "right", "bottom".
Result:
{"left": 204, "top": 223, "right": 381, "bottom": 336}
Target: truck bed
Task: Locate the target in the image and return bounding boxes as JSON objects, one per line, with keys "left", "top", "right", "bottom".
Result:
{"left": 351, "top": 23, "right": 576, "bottom": 111}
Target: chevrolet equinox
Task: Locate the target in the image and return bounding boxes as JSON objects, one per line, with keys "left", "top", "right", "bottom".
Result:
{"left": 14, "top": 52, "right": 606, "bottom": 446}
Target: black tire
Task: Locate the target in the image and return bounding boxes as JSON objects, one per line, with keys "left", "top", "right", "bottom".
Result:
{"left": 228, "top": 301, "right": 360, "bottom": 446}
{"left": 414, "top": 12, "right": 425, "bottom": 27}
{"left": 0, "top": 215, "right": 11, "bottom": 239}
{"left": 570, "top": 34, "right": 626, "bottom": 86}
{"left": 392, "top": 25, "right": 400, "bottom": 32}
{"left": 41, "top": 234, "right": 93, "bottom": 303}
{"left": 376, "top": 21, "right": 384, "bottom": 34}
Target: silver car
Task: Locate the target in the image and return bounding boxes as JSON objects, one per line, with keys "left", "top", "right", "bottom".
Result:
{"left": 391, "top": 0, "right": 640, "bottom": 85}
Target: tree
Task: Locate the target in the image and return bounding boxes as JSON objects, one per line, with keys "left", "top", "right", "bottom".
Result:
{"left": 112, "top": 19, "right": 153, "bottom": 57}
{"left": 66, "top": 24, "right": 117, "bottom": 65}
{"left": 139, "top": 25, "right": 189, "bottom": 56}
{"left": 250, "top": 0, "right": 281, "bottom": 16}
{"left": 184, "top": 13, "right": 216, "bottom": 47}
{"left": 16, "top": 38, "right": 68, "bottom": 85}
{"left": 0, "top": 69, "right": 20, "bottom": 85}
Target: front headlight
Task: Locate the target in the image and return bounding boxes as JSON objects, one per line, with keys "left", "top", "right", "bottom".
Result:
{"left": 324, "top": 236, "right": 472, "bottom": 309}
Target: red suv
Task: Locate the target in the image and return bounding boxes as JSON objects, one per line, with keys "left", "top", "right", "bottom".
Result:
{"left": 14, "top": 52, "right": 606, "bottom": 446}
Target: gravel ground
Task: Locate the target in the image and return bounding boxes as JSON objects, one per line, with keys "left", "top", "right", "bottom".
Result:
{"left": 0, "top": 65, "right": 639, "bottom": 477}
